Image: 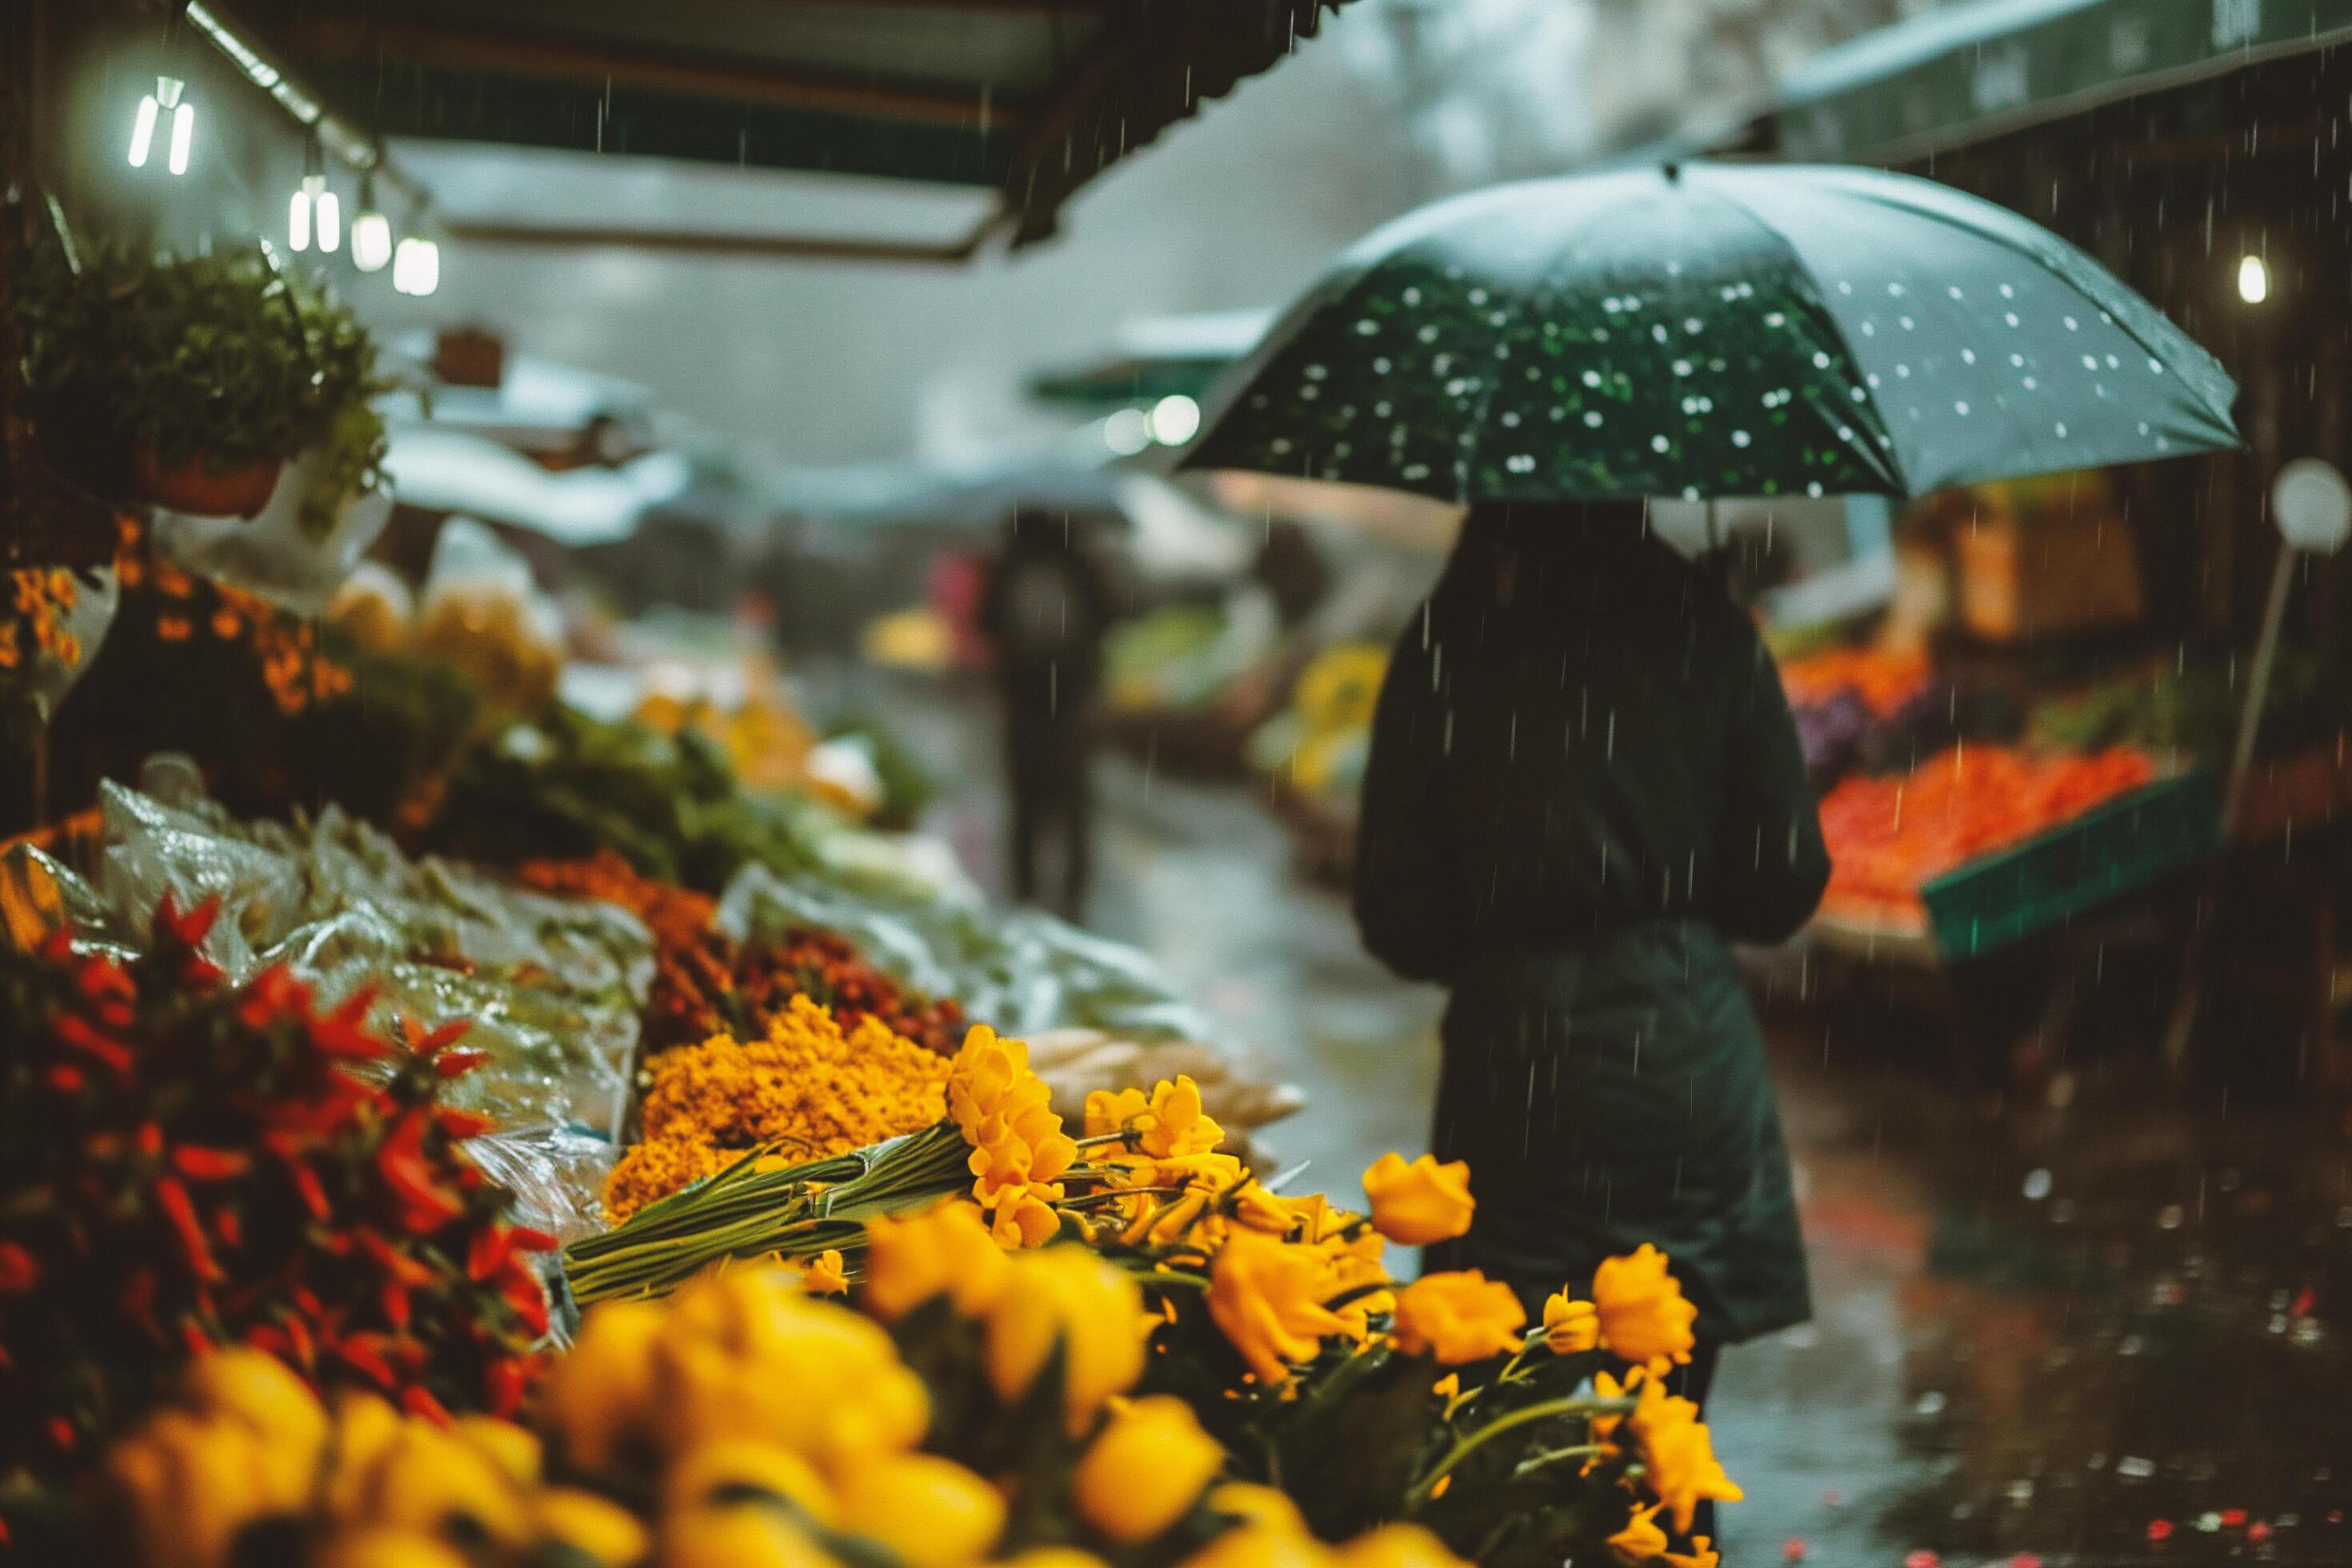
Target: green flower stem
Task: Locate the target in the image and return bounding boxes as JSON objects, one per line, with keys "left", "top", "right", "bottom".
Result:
{"left": 1405, "top": 1394, "right": 1633, "bottom": 1506}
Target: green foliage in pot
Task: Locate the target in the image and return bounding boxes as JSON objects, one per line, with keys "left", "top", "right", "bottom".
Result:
{"left": 17, "top": 234, "right": 393, "bottom": 535}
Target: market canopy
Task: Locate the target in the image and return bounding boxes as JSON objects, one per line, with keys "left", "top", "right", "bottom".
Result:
{"left": 1754, "top": 0, "right": 2352, "bottom": 162}
{"left": 223, "top": 0, "right": 1354, "bottom": 256}
{"left": 1029, "top": 307, "right": 1277, "bottom": 407}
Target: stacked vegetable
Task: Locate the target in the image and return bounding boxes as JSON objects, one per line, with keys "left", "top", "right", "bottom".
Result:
{"left": 1818, "top": 743, "right": 2159, "bottom": 924}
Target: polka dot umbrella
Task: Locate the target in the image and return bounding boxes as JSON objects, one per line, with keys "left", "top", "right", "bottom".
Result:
{"left": 1181, "top": 162, "right": 2240, "bottom": 502}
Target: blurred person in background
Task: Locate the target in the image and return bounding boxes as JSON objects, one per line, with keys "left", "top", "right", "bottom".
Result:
{"left": 1353, "top": 498, "right": 1828, "bottom": 1540}
{"left": 980, "top": 510, "right": 1113, "bottom": 921}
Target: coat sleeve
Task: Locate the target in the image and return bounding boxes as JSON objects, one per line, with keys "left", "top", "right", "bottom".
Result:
{"left": 1712, "top": 621, "right": 1831, "bottom": 945}
{"left": 1351, "top": 614, "right": 1459, "bottom": 983}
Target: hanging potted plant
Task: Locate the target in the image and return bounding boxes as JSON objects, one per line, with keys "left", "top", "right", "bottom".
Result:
{"left": 17, "top": 233, "right": 391, "bottom": 530}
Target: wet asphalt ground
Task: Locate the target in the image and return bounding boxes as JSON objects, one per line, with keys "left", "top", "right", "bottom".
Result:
{"left": 908, "top": 696, "right": 2352, "bottom": 1567}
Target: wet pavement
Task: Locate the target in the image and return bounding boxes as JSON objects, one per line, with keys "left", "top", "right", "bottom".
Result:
{"left": 906, "top": 690, "right": 2352, "bottom": 1567}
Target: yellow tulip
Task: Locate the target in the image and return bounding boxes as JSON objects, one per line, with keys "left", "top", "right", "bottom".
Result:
{"left": 660, "top": 1507, "right": 839, "bottom": 1568}
{"left": 1180, "top": 1522, "right": 1335, "bottom": 1568}
{"left": 1207, "top": 1230, "right": 1352, "bottom": 1384}
{"left": 986, "top": 1245, "right": 1148, "bottom": 1428}
{"left": 1541, "top": 1293, "right": 1599, "bottom": 1355}
{"left": 1086, "top": 1078, "right": 1226, "bottom": 1162}
{"left": 1207, "top": 1482, "right": 1307, "bottom": 1534}
{"left": 1662, "top": 1541, "right": 1719, "bottom": 1568}
{"left": 1388, "top": 1272, "right": 1526, "bottom": 1365}
{"left": 451, "top": 1415, "right": 542, "bottom": 1490}
{"left": 1138, "top": 1077, "right": 1225, "bottom": 1159}
{"left": 180, "top": 1349, "right": 329, "bottom": 1510}
{"left": 1590, "top": 1246, "right": 1698, "bottom": 1374}
{"left": 832, "top": 1454, "right": 1006, "bottom": 1568}
{"left": 655, "top": 1322, "right": 927, "bottom": 1474}
{"left": 652, "top": 1270, "right": 928, "bottom": 1470}
{"left": 534, "top": 1487, "right": 652, "bottom": 1566}
{"left": 312, "top": 1527, "right": 474, "bottom": 1568}
{"left": 347, "top": 1420, "right": 530, "bottom": 1546}
{"left": 664, "top": 1439, "right": 834, "bottom": 1525}
{"left": 1072, "top": 1396, "right": 1226, "bottom": 1544}
{"left": 1359, "top": 1154, "right": 1474, "bottom": 1247}
{"left": 102, "top": 1410, "right": 282, "bottom": 1568}
{"left": 1589, "top": 1367, "right": 1642, "bottom": 1444}
{"left": 798, "top": 1249, "right": 850, "bottom": 1296}
{"left": 863, "top": 1202, "right": 1010, "bottom": 1321}
{"left": 323, "top": 1393, "right": 406, "bottom": 1519}
{"left": 539, "top": 1298, "right": 666, "bottom": 1473}
{"left": 1083, "top": 1086, "right": 1150, "bottom": 1142}
{"left": 1606, "top": 1502, "right": 1670, "bottom": 1563}
{"left": 1628, "top": 1394, "right": 1741, "bottom": 1536}
{"left": 1331, "top": 1524, "right": 1473, "bottom": 1568}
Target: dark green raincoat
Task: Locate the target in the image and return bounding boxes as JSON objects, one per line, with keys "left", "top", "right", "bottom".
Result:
{"left": 1354, "top": 502, "right": 1827, "bottom": 1345}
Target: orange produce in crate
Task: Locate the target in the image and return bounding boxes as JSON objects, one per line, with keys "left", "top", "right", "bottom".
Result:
{"left": 1818, "top": 744, "right": 2158, "bottom": 923}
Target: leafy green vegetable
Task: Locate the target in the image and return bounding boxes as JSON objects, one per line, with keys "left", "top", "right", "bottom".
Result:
{"left": 426, "top": 704, "right": 827, "bottom": 893}
{"left": 18, "top": 234, "right": 392, "bottom": 536}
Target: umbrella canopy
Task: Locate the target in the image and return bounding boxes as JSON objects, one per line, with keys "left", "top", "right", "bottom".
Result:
{"left": 1182, "top": 161, "right": 2239, "bottom": 503}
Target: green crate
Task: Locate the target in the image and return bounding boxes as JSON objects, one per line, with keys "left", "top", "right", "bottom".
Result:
{"left": 1920, "top": 768, "right": 2219, "bottom": 959}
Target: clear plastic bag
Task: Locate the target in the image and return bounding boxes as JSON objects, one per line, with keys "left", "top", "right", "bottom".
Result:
{"left": 80, "top": 759, "right": 653, "bottom": 1146}
{"left": 714, "top": 860, "right": 1233, "bottom": 1047}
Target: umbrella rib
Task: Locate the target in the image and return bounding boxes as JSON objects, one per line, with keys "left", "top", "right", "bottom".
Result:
{"left": 1827, "top": 183, "right": 2240, "bottom": 440}
{"left": 1685, "top": 179, "right": 1911, "bottom": 497}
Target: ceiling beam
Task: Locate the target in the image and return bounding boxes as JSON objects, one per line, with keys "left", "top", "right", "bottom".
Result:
{"left": 440, "top": 203, "right": 1007, "bottom": 264}
{"left": 283, "top": 14, "right": 1018, "bottom": 127}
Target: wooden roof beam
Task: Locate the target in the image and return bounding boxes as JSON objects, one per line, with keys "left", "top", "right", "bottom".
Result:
{"left": 282, "top": 14, "right": 1018, "bottom": 127}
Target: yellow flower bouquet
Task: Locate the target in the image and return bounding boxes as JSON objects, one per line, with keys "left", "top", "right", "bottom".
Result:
{"left": 552, "top": 1017, "right": 1733, "bottom": 1568}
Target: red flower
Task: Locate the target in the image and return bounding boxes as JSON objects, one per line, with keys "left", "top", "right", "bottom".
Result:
{"left": 0, "top": 1242, "right": 40, "bottom": 1294}
{"left": 152, "top": 894, "right": 221, "bottom": 950}
{"left": 400, "top": 1385, "right": 451, "bottom": 1426}
{"left": 330, "top": 1331, "right": 399, "bottom": 1390}
{"left": 376, "top": 1114, "right": 465, "bottom": 1233}
{"left": 172, "top": 1146, "right": 252, "bottom": 1182}
{"left": 49, "top": 1014, "right": 131, "bottom": 1074}
{"left": 305, "top": 992, "right": 392, "bottom": 1062}
{"left": 486, "top": 1355, "right": 530, "bottom": 1418}
{"left": 154, "top": 1176, "right": 223, "bottom": 1283}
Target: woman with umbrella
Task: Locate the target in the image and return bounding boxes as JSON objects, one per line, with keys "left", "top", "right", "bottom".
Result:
{"left": 1184, "top": 161, "right": 2239, "bottom": 1544}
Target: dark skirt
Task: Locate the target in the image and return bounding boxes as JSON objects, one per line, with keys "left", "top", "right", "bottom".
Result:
{"left": 1426, "top": 920, "right": 1810, "bottom": 1346}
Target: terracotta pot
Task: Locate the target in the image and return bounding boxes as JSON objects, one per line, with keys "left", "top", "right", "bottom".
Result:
{"left": 132, "top": 444, "right": 282, "bottom": 518}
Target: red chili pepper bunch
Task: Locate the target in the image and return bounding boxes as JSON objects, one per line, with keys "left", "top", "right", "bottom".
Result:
{"left": 733, "top": 925, "right": 965, "bottom": 1056}
{"left": 0, "top": 897, "right": 551, "bottom": 1479}
{"left": 518, "top": 850, "right": 964, "bottom": 1055}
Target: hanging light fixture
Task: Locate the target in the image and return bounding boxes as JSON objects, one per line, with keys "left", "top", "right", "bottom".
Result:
{"left": 130, "top": 74, "right": 193, "bottom": 174}
{"left": 288, "top": 134, "right": 338, "bottom": 253}
{"left": 350, "top": 170, "right": 392, "bottom": 273}
{"left": 392, "top": 208, "right": 439, "bottom": 297}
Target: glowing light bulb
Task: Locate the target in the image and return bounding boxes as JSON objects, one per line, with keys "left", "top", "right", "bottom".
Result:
{"left": 2237, "top": 254, "right": 2270, "bottom": 305}
{"left": 167, "top": 99, "right": 194, "bottom": 175}
{"left": 289, "top": 186, "right": 312, "bottom": 252}
{"left": 1146, "top": 394, "right": 1201, "bottom": 446}
{"left": 351, "top": 209, "right": 392, "bottom": 273}
{"left": 128, "top": 94, "right": 160, "bottom": 168}
{"left": 1102, "top": 407, "right": 1151, "bottom": 456}
{"left": 131, "top": 75, "right": 186, "bottom": 171}
{"left": 315, "top": 188, "right": 340, "bottom": 254}
{"left": 393, "top": 235, "right": 439, "bottom": 297}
